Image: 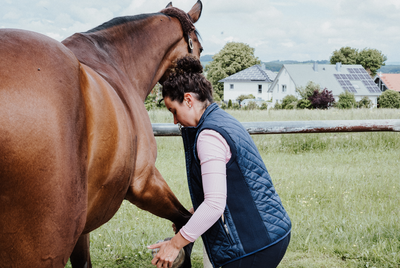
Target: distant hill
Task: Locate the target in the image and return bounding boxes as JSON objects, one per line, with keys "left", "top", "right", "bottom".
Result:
{"left": 199, "top": 55, "right": 400, "bottom": 74}
{"left": 200, "top": 54, "right": 213, "bottom": 61}
{"left": 263, "top": 60, "right": 330, "bottom": 72}
{"left": 378, "top": 65, "right": 400, "bottom": 74}
{"left": 200, "top": 54, "right": 213, "bottom": 68}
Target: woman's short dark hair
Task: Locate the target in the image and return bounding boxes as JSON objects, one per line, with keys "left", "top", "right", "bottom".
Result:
{"left": 162, "top": 55, "right": 214, "bottom": 104}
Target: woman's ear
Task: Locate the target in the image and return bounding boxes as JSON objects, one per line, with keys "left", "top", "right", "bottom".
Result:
{"left": 183, "top": 93, "right": 194, "bottom": 108}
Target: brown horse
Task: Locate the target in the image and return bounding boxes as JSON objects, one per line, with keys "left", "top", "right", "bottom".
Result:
{"left": 0, "top": 1, "right": 203, "bottom": 267}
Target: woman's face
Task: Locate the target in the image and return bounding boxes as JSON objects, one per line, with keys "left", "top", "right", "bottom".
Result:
{"left": 164, "top": 93, "right": 201, "bottom": 127}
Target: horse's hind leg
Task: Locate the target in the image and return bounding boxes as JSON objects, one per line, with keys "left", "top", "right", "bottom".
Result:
{"left": 70, "top": 234, "right": 92, "bottom": 268}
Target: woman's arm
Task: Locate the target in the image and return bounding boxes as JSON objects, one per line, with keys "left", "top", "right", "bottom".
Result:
{"left": 148, "top": 129, "right": 231, "bottom": 267}
{"left": 180, "top": 129, "right": 231, "bottom": 241}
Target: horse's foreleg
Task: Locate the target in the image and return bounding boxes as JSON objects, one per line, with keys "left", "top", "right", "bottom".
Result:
{"left": 70, "top": 234, "right": 92, "bottom": 268}
{"left": 125, "top": 167, "right": 191, "bottom": 231}
{"left": 125, "top": 167, "right": 193, "bottom": 267}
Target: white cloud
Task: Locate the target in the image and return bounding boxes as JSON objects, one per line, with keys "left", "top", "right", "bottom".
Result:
{"left": 0, "top": 0, "right": 399, "bottom": 62}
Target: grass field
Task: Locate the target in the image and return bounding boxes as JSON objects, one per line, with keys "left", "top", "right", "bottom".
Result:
{"left": 66, "top": 108, "right": 400, "bottom": 268}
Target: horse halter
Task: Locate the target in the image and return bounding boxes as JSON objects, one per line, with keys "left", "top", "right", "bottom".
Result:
{"left": 185, "top": 13, "right": 195, "bottom": 54}
{"left": 160, "top": 7, "right": 196, "bottom": 55}
{"left": 187, "top": 33, "right": 194, "bottom": 54}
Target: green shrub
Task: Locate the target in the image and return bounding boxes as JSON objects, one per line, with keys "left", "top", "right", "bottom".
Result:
{"left": 260, "top": 102, "right": 269, "bottom": 110}
{"left": 336, "top": 91, "right": 357, "bottom": 109}
{"left": 236, "top": 94, "right": 255, "bottom": 104}
{"left": 274, "top": 102, "right": 282, "bottom": 110}
{"left": 244, "top": 101, "right": 258, "bottom": 110}
{"left": 228, "top": 99, "right": 232, "bottom": 109}
{"left": 378, "top": 90, "right": 400, "bottom": 108}
{"left": 285, "top": 102, "right": 296, "bottom": 110}
{"left": 297, "top": 99, "right": 312, "bottom": 109}
{"left": 232, "top": 103, "right": 240, "bottom": 110}
{"left": 282, "top": 95, "right": 298, "bottom": 109}
{"left": 296, "top": 81, "right": 320, "bottom": 99}
{"left": 220, "top": 102, "right": 227, "bottom": 109}
{"left": 357, "top": 96, "right": 373, "bottom": 108}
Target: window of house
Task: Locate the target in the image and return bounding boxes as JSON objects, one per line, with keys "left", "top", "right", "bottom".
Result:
{"left": 282, "top": 85, "right": 287, "bottom": 92}
{"left": 230, "top": 84, "right": 234, "bottom": 90}
{"left": 277, "top": 84, "right": 279, "bottom": 93}
{"left": 258, "top": 85, "right": 262, "bottom": 94}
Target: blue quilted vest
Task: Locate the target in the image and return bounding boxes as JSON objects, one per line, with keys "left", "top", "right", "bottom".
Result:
{"left": 181, "top": 103, "right": 291, "bottom": 268}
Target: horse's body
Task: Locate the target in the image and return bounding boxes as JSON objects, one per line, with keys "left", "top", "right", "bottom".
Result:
{"left": 0, "top": 2, "right": 202, "bottom": 267}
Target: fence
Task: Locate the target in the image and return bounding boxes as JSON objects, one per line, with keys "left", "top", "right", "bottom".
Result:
{"left": 152, "top": 119, "right": 400, "bottom": 136}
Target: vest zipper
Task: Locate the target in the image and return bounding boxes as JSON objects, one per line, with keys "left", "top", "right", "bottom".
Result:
{"left": 221, "top": 215, "right": 234, "bottom": 244}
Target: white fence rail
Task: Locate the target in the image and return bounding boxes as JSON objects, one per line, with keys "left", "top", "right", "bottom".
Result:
{"left": 152, "top": 119, "right": 400, "bottom": 136}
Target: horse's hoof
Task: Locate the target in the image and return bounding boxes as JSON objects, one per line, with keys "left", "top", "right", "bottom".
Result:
{"left": 151, "top": 237, "right": 186, "bottom": 268}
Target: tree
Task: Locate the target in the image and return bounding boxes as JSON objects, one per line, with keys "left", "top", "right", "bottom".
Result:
{"left": 357, "top": 48, "right": 387, "bottom": 76}
{"left": 378, "top": 90, "right": 400, "bottom": 108}
{"left": 336, "top": 91, "right": 357, "bottom": 109}
{"left": 330, "top": 47, "right": 358, "bottom": 65}
{"left": 330, "top": 47, "right": 387, "bottom": 76}
{"left": 205, "top": 42, "right": 261, "bottom": 99}
{"left": 308, "top": 89, "right": 335, "bottom": 109}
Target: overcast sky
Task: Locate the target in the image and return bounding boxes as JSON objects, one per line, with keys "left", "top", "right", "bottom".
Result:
{"left": 2, "top": 0, "right": 399, "bottom": 63}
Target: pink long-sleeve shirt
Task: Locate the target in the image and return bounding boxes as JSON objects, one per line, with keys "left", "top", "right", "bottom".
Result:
{"left": 180, "top": 129, "right": 231, "bottom": 242}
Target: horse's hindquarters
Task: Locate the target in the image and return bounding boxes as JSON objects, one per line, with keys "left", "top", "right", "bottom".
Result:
{"left": 0, "top": 29, "right": 88, "bottom": 267}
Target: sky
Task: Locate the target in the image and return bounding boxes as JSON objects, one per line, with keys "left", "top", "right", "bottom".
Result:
{"left": 1, "top": 0, "right": 400, "bottom": 63}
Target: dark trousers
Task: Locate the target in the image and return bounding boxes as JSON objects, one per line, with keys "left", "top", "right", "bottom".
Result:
{"left": 223, "top": 233, "right": 290, "bottom": 268}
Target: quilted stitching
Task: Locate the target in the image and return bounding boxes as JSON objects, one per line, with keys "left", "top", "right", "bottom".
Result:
{"left": 183, "top": 104, "right": 291, "bottom": 267}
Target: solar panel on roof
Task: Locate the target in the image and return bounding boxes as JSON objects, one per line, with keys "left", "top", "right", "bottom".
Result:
{"left": 349, "top": 87, "right": 357, "bottom": 93}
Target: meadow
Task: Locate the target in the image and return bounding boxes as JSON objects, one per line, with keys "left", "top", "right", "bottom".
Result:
{"left": 67, "top": 108, "right": 400, "bottom": 268}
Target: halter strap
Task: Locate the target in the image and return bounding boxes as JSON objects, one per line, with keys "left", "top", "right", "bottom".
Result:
{"left": 160, "top": 7, "right": 195, "bottom": 54}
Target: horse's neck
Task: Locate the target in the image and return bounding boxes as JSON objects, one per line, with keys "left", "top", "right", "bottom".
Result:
{"left": 62, "top": 15, "right": 183, "bottom": 102}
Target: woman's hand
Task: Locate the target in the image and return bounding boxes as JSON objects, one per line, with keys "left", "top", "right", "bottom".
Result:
{"left": 148, "top": 240, "right": 179, "bottom": 268}
{"left": 147, "top": 232, "right": 190, "bottom": 268}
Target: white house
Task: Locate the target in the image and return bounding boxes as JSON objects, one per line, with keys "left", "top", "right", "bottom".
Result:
{"left": 268, "top": 62, "right": 382, "bottom": 106}
{"left": 373, "top": 73, "right": 400, "bottom": 93}
{"left": 219, "top": 64, "right": 277, "bottom": 103}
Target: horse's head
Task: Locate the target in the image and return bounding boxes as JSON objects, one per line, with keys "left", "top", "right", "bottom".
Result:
{"left": 159, "top": 1, "right": 203, "bottom": 83}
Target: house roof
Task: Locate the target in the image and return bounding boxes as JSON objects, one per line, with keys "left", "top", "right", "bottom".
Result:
{"left": 268, "top": 63, "right": 381, "bottom": 96}
{"left": 374, "top": 73, "right": 400, "bottom": 92}
{"left": 219, "top": 64, "right": 276, "bottom": 83}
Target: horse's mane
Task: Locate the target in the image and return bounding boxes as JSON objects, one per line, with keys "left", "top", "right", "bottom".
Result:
{"left": 84, "top": 7, "right": 195, "bottom": 36}
{"left": 85, "top": 13, "right": 156, "bottom": 33}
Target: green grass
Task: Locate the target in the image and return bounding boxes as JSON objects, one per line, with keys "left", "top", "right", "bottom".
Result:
{"left": 67, "top": 108, "right": 400, "bottom": 268}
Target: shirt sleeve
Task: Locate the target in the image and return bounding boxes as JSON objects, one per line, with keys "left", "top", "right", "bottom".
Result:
{"left": 180, "top": 129, "right": 231, "bottom": 242}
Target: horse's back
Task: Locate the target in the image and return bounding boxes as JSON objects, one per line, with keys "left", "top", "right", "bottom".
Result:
{"left": 0, "top": 29, "right": 88, "bottom": 267}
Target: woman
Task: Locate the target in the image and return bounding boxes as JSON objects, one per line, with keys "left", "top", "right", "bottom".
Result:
{"left": 148, "top": 55, "right": 291, "bottom": 268}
